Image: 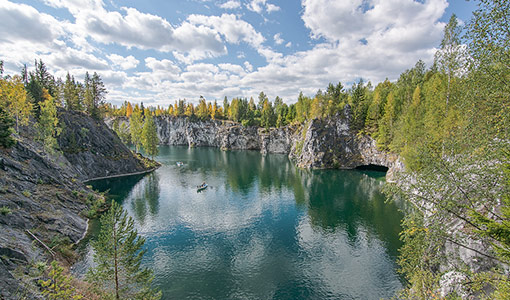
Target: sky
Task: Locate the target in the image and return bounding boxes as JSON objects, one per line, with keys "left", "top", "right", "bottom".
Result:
{"left": 0, "top": 0, "right": 477, "bottom": 106}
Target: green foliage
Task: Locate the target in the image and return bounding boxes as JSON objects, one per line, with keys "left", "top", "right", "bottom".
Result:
{"left": 0, "top": 206, "right": 12, "bottom": 215}
{"left": 22, "top": 190, "right": 31, "bottom": 197}
{"left": 36, "top": 94, "right": 61, "bottom": 152}
{"left": 63, "top": 72, "right": 82, "bottom": 112}
{"left": 84, "top": 193, "right": 106, "bottom": 219}
{"left": 350, "top": 79, "right": 370, "bottom": 130}
{"left": 84, "top": 72, "right": 107, "bottom": 120}
{"left": 142, "top": 113, "right": 159, "bottom": 159}
{"left": 39, "top": 261, "right": 83, "bottom": 300}
{"left": 86, "top": 201, "right": 161, "bottom": 300}
{"left": 0, "top": 75, "right": 32, "bottom": 132}
{"left": 0, "top": 106, "right": 15, "bottom": 148}
{"left": 260, "top": 99, "right": 275, "bottom": 128}
{"left": 196, "top": 97, "right": 209, "bottom": 120}
{"left": 130, "top": 107, "right": 144, "bottom": 152}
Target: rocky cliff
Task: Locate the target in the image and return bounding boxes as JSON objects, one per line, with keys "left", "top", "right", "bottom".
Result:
{"left": 111, "top": 116, "right": 296, "bottom": 154}
{"left": 0, "top": 110, "right": 155, "bottom": 299}
{"left": 110, "top": 105, "right": 402, "bottom": 177}
{"left": 289, "top": 106, "right": 403, "bottom": 180}
{"left": 58, "top": 110, "right": 151, "bottom": 180}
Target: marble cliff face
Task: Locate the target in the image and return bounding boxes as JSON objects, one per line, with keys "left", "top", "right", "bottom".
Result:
{"left": 109, "top": 105, "right": 403, "bottom": 179}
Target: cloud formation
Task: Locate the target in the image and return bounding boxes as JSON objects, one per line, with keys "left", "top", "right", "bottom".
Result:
{"left": 0, "top": 0, "right": 451, "bottom": 106}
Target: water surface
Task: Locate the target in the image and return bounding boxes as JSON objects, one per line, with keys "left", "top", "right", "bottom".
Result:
{"left": 77, "top": 146, "right": 403, "bottom": 299}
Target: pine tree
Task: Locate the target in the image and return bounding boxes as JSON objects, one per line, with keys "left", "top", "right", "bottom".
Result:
{"left": 260, "top": 100, "right": 275, "bottom": 128}
{"left": 84, "top": 72, "right": 107, "bottom": 120}
{"left": 63, "top": 73, "right": 81, "bottom": 111}
{"left": 0, "top": 106, "right": 15, "bottom": 148}
{"left": 86, "top": 201, "right": 161, "bottom": 300}
{"left": 376, "top": 91, "right": 396, "bottom": 150}
{"left": 142, "top": 114, "right": 159, "bottom": 159}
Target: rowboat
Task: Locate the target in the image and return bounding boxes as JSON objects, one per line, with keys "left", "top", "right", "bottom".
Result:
{"left": 197, "top": 183, "right": 208, "bottom": 191}
{"left": 176, "top": 162, "right": 184, "bottom": 167}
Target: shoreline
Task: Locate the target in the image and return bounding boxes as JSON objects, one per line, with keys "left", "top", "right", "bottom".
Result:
{"left": 83, "top": 166, "right": 159, "bottom": 183}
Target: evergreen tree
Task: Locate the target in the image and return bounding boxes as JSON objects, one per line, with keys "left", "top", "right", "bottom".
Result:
{"left": 350, "top": 79, "right": 369, "bottom": 130}
{"left": 86, "top": 201, "right": 161, "bottom": 300}
{"left": 26, "top": 73, "right": 44, "bottom": 117}
{"left": 142, "top": 114, "right": 159, "bottom": 159}
{"left": 84, "top": 72, "right": 107, "bottom": 120}
{"left": 260, "top": 100, "right": 275, "bottom": 128}
{"left": 222, "top": 96, "right": 229, "bottom": 117}
{"left": 376, "top": 91, "right": 396, "bottom": 150}
{"left": 34, "top": 59, "right": 56, "bottom": 97}
{"left": 63, "top": 73, "right": 81, "bottom": 111}
{"left": 0, "top": 106, "right": 15, "bottom": 148}
{"left": 211, "top": 100, "right": 218, "bottom": 119}
{"left": 257, "top": 91, "right": 268, "bottom": 111}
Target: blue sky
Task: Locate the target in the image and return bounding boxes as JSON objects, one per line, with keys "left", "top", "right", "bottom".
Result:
{"left": 0, "top": 0, "right": 476, "bottom": 106}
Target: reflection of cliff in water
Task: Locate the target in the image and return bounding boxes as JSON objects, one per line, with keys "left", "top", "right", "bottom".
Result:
{"left": 182, "top": 147, "right": 401, "bottom": 257}
{"left": 88, "top": 173, "right": 147, "bottom": 201}
{"left": 170, "top": 147, "right": 304, "bottom": 197}
{"left": 301, "top": 170, "right": 403, "bottom": 258}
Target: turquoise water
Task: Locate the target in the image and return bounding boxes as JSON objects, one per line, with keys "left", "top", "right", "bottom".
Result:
{"left": 78, "top": 146, "right": 403, "bottom": 299}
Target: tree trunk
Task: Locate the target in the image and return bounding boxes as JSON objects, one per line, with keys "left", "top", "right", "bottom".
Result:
{"left": 114, "top": 221, "right": 120, "bottom": 300}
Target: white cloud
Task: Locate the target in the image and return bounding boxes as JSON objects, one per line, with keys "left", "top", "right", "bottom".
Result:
{"left": 187, "top": 14, "right": 265, "bottom": 48}
{"left": 219, "top": 0, "right": 241, "bottom": 10}
{"left": 218, "top": 63, "right": 246, "bottom": 74}
{"left": 244, "top": 61, "right": 253, "bottom": 72}
{"left": 247, "top": 0, "right": 280, "bottom": 14}
{"left": 273, "top": 33, "right": 284, "bottom": 45}
{"left": 0, "top": 0, "right": 450, "bottom": 108}
{"left": 266, "top": 3, "right": 280, "bottom": 13}
{"left": 107, "top": 54, "right": 139, "bottom": 70}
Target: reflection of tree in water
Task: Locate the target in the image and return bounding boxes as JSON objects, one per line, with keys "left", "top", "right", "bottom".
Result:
{"left": 183, "top": 147, "right": 302, "bottom": 195}
{"left": 130, "top": 172, "right": 160, "bottom": 225}
{"left": 302, "top": 170, "right": 403, "bottom": 257}
{"left": 89, "top": 173, "right": 146, "bottom": 202}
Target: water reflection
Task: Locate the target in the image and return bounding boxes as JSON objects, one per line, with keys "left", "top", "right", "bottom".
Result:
{"left": 129, "top": 173, "right": 160, "bottom": 225}
{"left": 83, "top": 146, "right": 403, "bottom": 300}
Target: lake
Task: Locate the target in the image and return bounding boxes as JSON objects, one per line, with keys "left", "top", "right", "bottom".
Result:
{"left": 75, "top": 146, "right": 403, "bottom": 299}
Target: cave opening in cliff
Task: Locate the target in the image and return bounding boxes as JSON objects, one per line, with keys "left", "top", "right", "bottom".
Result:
{"left": 355, "top": 164, "right": 389, "bottom": 172}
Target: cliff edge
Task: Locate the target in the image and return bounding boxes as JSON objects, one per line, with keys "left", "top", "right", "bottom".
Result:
{"left": 0, "top": 110, "right": 156, "bottom": 299}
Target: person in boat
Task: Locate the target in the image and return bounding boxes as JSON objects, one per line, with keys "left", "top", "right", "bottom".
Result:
{"left": 198, "top": 181, "right": 206, "bottom": 188}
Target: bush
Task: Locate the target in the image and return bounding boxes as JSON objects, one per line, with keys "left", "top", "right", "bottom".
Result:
{"left": 0, "top": 206, "right": 12, "bottom": 215}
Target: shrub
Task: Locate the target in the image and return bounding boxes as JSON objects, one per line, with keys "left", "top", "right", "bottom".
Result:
{"left": 0, "top": 206, "right": 12, "bottom": 215}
